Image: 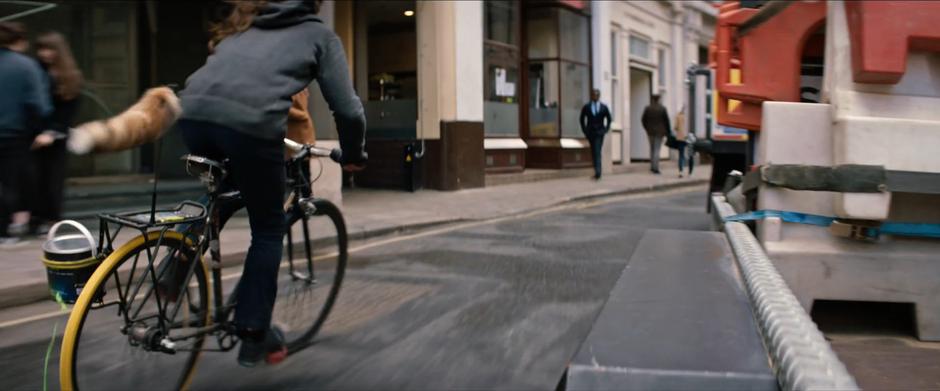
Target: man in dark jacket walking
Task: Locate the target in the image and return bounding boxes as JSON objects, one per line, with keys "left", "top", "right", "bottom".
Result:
{"left": 641, "top": 94, "right": 670, "bottom": 174}
{"left": 0, "top": 22, "right": 52, "bottom": 246}
{"left": 580, "top": 89, "right": 612, "bottom": 179}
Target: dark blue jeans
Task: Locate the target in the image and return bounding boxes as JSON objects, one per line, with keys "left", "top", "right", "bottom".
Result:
{"left": 678, "top": 142, "right": 695, "bottom": 175}
{"left": 588, "top": 133, "right": 604, "bottom": 178}
{"left": 0, "top": 139, "right": 32, "bottom": 237}
{"left": 177, "top": 119, "right": 285, "bottom": 331}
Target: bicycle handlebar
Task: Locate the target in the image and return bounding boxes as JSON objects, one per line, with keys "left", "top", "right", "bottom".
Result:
{"left": 284, "top": 138, "right": 343, "bottom": 163}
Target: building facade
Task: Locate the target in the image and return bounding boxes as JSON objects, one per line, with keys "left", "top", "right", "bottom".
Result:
{"left": 339, "top": 0, "right": 596, "bottom": 190}
{"left": 591, "top": 1, "right": 717, "bottom": 168}
{"left": 1, "top": 0, "right": 715, "bottom": 193}
{"left": 330, "top": 0, "right": 715, "bottom": 188}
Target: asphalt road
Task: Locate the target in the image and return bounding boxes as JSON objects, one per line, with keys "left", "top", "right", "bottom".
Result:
{"left": 3, "top": 186, "right": 939, "bottom": 390}
{"left": 0, "top": 188, "right": 712, "bottom": 390}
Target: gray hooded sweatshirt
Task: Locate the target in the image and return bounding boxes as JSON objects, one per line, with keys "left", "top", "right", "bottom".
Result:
{"left": 179, "top": 0, "right": 366, "bottom": 163}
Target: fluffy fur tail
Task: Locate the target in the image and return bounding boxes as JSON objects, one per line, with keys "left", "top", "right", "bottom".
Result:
{"left": 68, "top": 87, "right": 182, "bottom": 154}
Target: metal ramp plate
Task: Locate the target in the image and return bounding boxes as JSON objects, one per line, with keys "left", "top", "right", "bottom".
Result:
{"left": 565, "top": 229, "right": 777, "bottom": 390}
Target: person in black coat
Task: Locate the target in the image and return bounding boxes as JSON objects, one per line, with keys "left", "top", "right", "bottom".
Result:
{"left": 641, "top": 94, "right": 670, "bottom": 174}
{"left": 29, "top": 31, "right": 83, "bottom": 234}
{"left": 580, "top": 89, "right": 612, "bottom": 179}
{"left": 0, "top": 22, "right": 52, "bottom": 246}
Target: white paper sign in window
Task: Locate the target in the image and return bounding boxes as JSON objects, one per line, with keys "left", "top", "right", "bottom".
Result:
{"left": 495, "top": 67, "right": 517, "bottom": 97}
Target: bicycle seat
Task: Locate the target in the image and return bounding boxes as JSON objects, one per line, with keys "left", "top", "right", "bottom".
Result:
{"left": 182, "top": 154, "right": 227, "bottom": 192}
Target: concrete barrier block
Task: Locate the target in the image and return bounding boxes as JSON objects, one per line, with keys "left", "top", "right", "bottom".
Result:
{"left": 758, "top": 102, "right": 833, "bottom": 166}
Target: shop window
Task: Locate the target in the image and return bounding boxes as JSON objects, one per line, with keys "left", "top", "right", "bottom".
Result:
{"left": 485, "top": 0, "right": 518, "bottom": 46}
{"left": 559, "top": 8, "right": 589, "bottom": 63}
{"left": 611, "top": 28, "right": 621, "bottom": 124}
{"left": 525, "top": 5, "right": 590, "bottom": 139}
{"left": 484, "top": 50, "right": 521, "bottom": 137}
{"left": 561, "top": 63, "right": 590, "bottom": 138}
{"left": 657, "top": 48, "right": 667, "bottom": 89}
{"left": 356, "top": 1, "right": 418, "bottom": 140}
{"left": 484, "top": 1, "right": 521, "bottom": 137}
{"left": 611, "top": 30, "right": 619, "bottom": 75}
{"left": 528, "top": 61, "right": 560, "bottom": 137}
{"left": 527, "top": 7, "right": 558, "bottom": 59}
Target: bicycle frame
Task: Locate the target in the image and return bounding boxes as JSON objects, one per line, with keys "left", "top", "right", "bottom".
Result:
{"left": 89, "top": 148, "right": 322, "bottom": 353}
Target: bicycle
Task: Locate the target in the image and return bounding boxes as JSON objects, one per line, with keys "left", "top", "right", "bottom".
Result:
{"left": 58, "top": 139, "right": 348, "bottom": 391}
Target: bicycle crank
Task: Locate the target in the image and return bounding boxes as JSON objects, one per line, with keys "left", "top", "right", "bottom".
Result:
{"left": 126, "top": 323, "right": 177, "bottom": 354}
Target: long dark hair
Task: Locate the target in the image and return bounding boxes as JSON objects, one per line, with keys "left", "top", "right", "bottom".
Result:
{"left": 36, "top": 31, "right": 83, "bottom": 100}
{"left": 0, "top": 21, "right": 26, "bottom": 47}
{"left": 207, "top": 0, "right": 322, "bottom": 53}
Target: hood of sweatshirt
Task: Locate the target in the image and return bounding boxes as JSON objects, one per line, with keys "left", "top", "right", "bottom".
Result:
{"left": 252, "top": 0, "right": 321, "bottom": 29}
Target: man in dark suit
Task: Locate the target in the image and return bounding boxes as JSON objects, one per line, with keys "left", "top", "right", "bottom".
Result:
{"left": 580, "top": 89, "right": 612, "bottom": 180}
{"left": 641, "top": 94, "right": 670, "bottom": 174}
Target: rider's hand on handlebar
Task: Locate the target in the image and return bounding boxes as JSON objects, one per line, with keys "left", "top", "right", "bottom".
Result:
{"left": 335, "top": 149, "right": 367, "bottom": 172}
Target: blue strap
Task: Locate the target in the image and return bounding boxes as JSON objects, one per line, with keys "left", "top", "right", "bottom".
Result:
{"left": 723, "top": 210, "right": 940, "bottom": 239}
{"left": 723, "top": 210, "right": 835, "bottom": 227}
{"left": 881, "top": 223, "right": 940, "bottom": 239}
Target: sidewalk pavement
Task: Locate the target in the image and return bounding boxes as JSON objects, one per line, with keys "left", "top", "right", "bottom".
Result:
{"left": 0, "top": 161, "right": 709, "bottom": 309}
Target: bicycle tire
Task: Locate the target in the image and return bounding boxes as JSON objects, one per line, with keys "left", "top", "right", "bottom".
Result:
{"left": 60, "top": 232, "right": 209, "bottom": 391}
{"left": 273, "top": 198, "right": 348, "bottom": 353}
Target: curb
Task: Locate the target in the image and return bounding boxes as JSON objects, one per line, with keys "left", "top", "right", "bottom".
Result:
{"left": 566, "top": 178, "right": 709, "bottom": 204}
{"left": 0, "top": 178, "right": 708, "bottom": 310}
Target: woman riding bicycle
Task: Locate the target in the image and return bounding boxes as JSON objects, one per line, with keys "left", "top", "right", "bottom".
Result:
{"left": 176, "top": 0, "right": 366, "bottom": 367}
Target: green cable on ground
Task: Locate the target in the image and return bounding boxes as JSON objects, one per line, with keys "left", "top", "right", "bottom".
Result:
{"left": 43, "top": 292, "right": 69, "bottom": 391}
{"left": 43, "top": 323, "right": 58, "bottom": 391}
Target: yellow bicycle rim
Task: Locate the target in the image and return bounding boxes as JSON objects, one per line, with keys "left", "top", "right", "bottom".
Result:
{"left": 59, "top": 231, "right": 206, "bottom": 391}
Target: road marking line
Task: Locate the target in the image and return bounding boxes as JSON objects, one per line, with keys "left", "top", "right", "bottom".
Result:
{"left": 0, "top": 186, "right": 701, "bottom": 330}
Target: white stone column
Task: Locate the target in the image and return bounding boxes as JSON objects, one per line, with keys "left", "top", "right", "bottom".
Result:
{"left": 416, "top": 1, "right": 484, "bottom": 139}
{"left": 414, "top": 1, "right": 485, "bottom": 189}
{"left": 670, "top": 3, "right": 685, "bottom": 115}
{"left": 592, "top": 0, "right": 614, "bottom": 174}
{"left": 454, "top": 1, "right": 484, "bottom": 123}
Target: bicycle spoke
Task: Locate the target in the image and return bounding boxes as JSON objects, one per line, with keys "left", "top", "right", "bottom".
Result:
{"left": 166, "top": 246, "right": 200, "bottom": 328}
{"left": 287, "top": 224, "right": 295, "bottom": 276}
{"left": 68, "top": 235, "right": 210, "bottom": 391}
{"left": 130, "top": 239, "right": 170, "bottom": 326}
{"left": 145, "top": 233, "right": 169, "bottom": 329}
{"left": 111, "top": 270, "right": 128, "bottom": 321}
{"left": 123, "top": 250, "right": 147, "bottom": 318}
{"left": 273, "top": 199, "right": 346, "bottom": 347}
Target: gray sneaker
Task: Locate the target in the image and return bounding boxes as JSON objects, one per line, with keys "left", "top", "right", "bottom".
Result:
{"left": 7, "top": 222, "right": 28, "bottom": 236}
{"left": 0, "top": 237, "right": 27, "bottom": 249}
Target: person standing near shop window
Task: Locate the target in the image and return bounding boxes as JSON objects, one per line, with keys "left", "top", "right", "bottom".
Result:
{"left": 29, "top": 31, "right": 84, "bottom": 234}
{"left": 580, "top": 89, "right": 612, "bottom": 180}
{"left": 0, "top": 22, "right": 52, "bottom": 247}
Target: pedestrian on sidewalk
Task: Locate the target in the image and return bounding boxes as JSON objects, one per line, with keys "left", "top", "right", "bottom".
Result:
{"left": 0, "top": 22, "right": 52, "bottom": 246}
{"left": 177, "top": 0, "right": 366, "bottom": 368}
{"left": 579, "top": 89, "right": 612, "bottom": 180}
{"left": 29, "top": 31, "right": 83, "bottom": 234}
{"left": 641, "top": 94, "right": 670, "bottom": 175}
{"left": 673, "top": 106, "right": 691, "bottom": 178}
